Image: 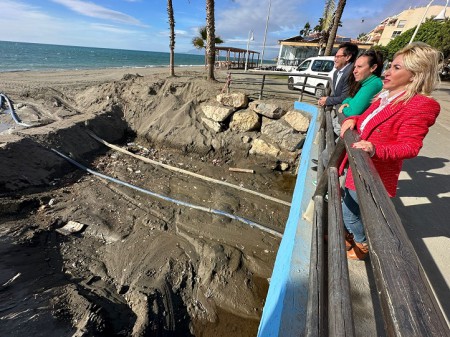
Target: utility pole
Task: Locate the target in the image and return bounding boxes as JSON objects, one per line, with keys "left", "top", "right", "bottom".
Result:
{"left": 409, "top": 0, "right": 434, "bottom": 44}
{"left": 245, "top": 30, "right": 254, "bottom": 71}
{"left": 260, "top": 0, "right": 272, "bottom": 67}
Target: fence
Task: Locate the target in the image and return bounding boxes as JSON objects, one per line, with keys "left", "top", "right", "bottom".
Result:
{"left": 304, "top": 108, "right": 449, "bottom": 336}
{"left": 228, "top": 70, "right": 332, "bottom": 102}
{"left": 223, "top": 73, "right": 449, "bottom": 335}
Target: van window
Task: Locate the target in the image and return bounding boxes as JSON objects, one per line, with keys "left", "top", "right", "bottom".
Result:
{"left": 297, "top": 60, "right": 311, "bottom": 71}
{"left": 311, "top": 60, "right": 334, "bottom": 72}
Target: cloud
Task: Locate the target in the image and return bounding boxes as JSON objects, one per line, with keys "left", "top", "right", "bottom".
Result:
{"left": 2, "top": 0, "right": 50, "bottom": 20}
{"left": 89, "top": 23, "right": 137, "bottom": 35}
{"left": 213, "top": 0, "right": 314, "bottom": 57}
{"left": 51, "top": 0, "right": 147, "bottom": 26}
{"left": 159, "top": 29, "right": 190, "bottom": 38}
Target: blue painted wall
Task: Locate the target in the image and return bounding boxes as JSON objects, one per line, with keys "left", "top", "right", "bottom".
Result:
{"left": 258, "top": 102, "right": 320, "bottom": 337}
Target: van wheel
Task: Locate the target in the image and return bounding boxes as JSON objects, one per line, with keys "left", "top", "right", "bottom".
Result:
{"left": 315, "top": 84, "right": 324, "bottom": 97}
{"left": 288, "top": 77, "right": 294, "bottom": 90}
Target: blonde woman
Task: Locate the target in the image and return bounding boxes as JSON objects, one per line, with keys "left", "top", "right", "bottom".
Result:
{"left": 339, "top": 42, "right": 441, "bottom": 260}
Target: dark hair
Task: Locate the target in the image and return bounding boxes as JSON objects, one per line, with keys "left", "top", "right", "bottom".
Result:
{"left": 338, "top": 42, "right": 359, "bottom": 63}
{"left": 347, "top": 49, "right": 384, "bottom": 97}
{"left": 361, "top": 49, "right": 384, "bottom": 77}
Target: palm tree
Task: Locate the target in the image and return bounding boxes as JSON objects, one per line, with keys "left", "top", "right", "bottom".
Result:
{"left": 325, "top": 0, "right": 346, "bottom": 56}
{"left": 167, "top": 0, "right": 175, "bottom": 76}
{"left": 316, "top": 0, "right": 336, "bottom": 55}
{"left": 206, "top": 0, "right": 216, "bottom": 81}
{"left": 322, "top": 0, "right": 336, "bottom": 32}
{"left": 192, "top": 26, "right": 224, "bottom": 50}
{"left": 299, "top": 22, "right": 311, "bottom": 37}
{"left": 192, "top": 26, "right": 224, "bottom": 71}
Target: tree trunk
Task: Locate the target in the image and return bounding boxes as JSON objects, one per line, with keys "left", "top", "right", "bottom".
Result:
{"left": 206, "top": 0, "right": 216, "bottom": 81}
{"left": 167, "top": 0, "right": 175, "bottom": 77}
{"left": 325, "top": 0, "right": 346, "bottom": 56}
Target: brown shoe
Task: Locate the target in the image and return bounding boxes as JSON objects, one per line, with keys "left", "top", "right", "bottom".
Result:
{"left": 345, "top": 233, "right": 355, "bottom": 251}
{"left": 325, "top": 233, "right": 355, "bottom": 251}
{"left": 347, "top": 242, "right": 369, "bottom": 260}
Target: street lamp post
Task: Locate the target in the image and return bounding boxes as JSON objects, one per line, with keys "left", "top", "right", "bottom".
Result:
{"left": 434, "top": 0, "right": 449, "bottom": 19}
{"left": 260, "top": 0, "right": 272, "bottom": 68}
{"left": 245, "top": 30, "right": 254, "bottom": 71}
{"left": 409, "top": 0, "right": 434, "bottom": 44}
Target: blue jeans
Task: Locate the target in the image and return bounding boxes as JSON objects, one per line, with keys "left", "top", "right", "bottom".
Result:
{"left": 342, "top": 188, "right": 366, "bottom": 243}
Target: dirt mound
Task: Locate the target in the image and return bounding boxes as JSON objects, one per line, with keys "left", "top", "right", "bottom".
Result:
{"left": 0, "top": 69, "right": 295, "bottom": 336}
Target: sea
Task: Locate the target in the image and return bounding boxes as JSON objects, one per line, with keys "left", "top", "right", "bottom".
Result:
{"left": 0, "top": 40, "right": 209, "bottom": 72}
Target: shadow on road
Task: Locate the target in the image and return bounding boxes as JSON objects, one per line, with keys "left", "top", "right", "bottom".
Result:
{"left": 393, "top": 155, "right": 450, "bottom": 319}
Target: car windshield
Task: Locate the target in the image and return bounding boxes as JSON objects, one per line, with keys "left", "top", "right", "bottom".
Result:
{"left": 311, "top": 60, "right": 334, "bottom": 72}
{"left": 297, "top": 60, "right": 311, "bottom": 71}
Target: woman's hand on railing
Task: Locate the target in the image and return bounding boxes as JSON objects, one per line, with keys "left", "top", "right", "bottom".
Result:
{"left": 340, "top": 119, "right": 356, "bottom": 138}
{"left": 338, "top": 103, "right": 349, "bottom": 114}
{"left": 352, "top": 140, "right": 376, "bottom": 157}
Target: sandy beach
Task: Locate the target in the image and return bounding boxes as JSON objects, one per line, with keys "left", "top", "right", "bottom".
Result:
{"left": 0, "top": 66, "right": 299, "bottom": 336}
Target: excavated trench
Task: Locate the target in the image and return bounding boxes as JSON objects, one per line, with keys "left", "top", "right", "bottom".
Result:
{"left": 0, "top": 73, "right": 297, "bottom": 336}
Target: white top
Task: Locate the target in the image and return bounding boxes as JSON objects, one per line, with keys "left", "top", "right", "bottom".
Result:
{"left": 335, "top": 63, "right": 350, "bottom": 89}
{"left": 359, "top": 90, "right": 405, "bottom": 133}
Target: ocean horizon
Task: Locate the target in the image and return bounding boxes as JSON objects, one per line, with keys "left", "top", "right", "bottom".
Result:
{"left": 0, "top": 40, "right": 206, "bottom": 72}
{"left": 0, "top": 41, "right": 274, "bottom": 73}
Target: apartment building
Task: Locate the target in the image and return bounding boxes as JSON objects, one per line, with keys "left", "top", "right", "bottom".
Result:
{"left": 366, "top": 5, "right": 450, "bottom": 46}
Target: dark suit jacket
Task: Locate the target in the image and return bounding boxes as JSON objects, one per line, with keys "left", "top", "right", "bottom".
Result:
{"left": 325, "top": 62, "right": 354, "bottom": 106}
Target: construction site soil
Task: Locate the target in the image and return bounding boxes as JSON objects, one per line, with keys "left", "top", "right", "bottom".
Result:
{"left": 0, "top": 68, "right": 299, "bottom": 336}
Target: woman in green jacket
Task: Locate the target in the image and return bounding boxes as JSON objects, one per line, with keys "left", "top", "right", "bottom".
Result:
{"left": 338, "top": 49, "right": 384, "bottom": 117}
{"left": 318, "top": 49, "right": 383, "bottom": 169}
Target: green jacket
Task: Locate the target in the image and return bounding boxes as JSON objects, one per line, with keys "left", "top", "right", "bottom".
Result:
{"left": 341, "top": 75, "right": 383, "bottom": 117}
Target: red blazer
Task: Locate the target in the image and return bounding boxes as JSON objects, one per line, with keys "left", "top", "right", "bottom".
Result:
{"left": 340, "top": 93, "right": 440, "bottom": 197}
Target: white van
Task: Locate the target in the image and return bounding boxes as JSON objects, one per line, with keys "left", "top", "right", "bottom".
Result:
{"left": 287, "top": 56, "right": 335, "bottom": 97}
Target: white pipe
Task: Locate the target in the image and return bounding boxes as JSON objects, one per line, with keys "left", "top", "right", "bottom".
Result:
{"left": 87, "top": 131, "right": 291, "bottom": 207}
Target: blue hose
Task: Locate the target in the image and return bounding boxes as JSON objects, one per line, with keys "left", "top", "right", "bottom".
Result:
{"left": 0, "top": 93, "right": 31, "bottom": 127}
{"left": 51, "top": 148, "right": 282, "bottom": 238}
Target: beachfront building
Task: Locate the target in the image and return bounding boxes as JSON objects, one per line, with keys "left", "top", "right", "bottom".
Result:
{"left": 276, "top": 34, "right": 373, "bottom": 71}
{"left": 365, "top": 4, "right": 450, "bottom": 46}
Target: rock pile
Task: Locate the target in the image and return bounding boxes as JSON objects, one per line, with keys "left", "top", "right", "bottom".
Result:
{"left": 201, "top": 92, "right": 311, "bottom": 170}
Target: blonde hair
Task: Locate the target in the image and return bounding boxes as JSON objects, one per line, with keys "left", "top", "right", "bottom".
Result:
{"left": 393, "top": 42, "right": 441, "bottom": 103}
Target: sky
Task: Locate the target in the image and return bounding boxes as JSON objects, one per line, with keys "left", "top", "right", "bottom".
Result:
{"left": 1, "top": 0, "right": 439, "bottom": 59}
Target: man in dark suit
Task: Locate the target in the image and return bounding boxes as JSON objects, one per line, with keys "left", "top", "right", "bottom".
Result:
{"left": 318, "top": 42, "right": 359, "bottom": 108}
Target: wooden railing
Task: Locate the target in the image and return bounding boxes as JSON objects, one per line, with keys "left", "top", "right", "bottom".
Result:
{"left": 305, "top": 107, "right": 449, "bottom": 336}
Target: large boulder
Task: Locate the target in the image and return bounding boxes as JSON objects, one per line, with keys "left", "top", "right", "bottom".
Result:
{"left": 249, "top": 101, "right": 286, "bottom": 119}
{"left": 249, "top": 138, "right": 280, "bottom": 158}
{"left": 283, "top": 110, "right": 310, "bottom": 132}
{"left": 261, "top": 117, "right": 306, "bottom": 152}
{"left": 229, "top": 109, "right": 261, "bottom": 132}
{"left": 201, "top": 116, "right": 222, "bottom": 133}
{"left": 201, "top": 102, "right": 235, "bottom": 122}
{"left": 216, "top": 92, "right": 248, "bottom": 108}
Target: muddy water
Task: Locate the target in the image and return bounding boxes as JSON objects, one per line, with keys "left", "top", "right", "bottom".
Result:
{"left": 0, "top": 141, "right": 294, "bottom": 336}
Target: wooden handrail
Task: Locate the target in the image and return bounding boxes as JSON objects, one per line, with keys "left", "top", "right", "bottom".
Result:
{"left": 327, "top": 167, "right": 355, "bottom": 337}
{"left": 305, "top": 194, "right": 326, "bottom": 337}
{"left": 342, "top": 129, "right": 449, "bottom": 337}
{"left": 306, "top": 107, "right": 448, "bottom": 336}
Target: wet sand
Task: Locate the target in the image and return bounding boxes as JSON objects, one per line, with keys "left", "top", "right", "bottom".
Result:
{"left": 0, "top": 67, "right": 297, "bottom": 336}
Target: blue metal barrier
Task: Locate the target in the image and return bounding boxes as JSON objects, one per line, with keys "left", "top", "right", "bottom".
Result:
{"left": 258, "top": 101, "right": 320, "bottom": 337}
